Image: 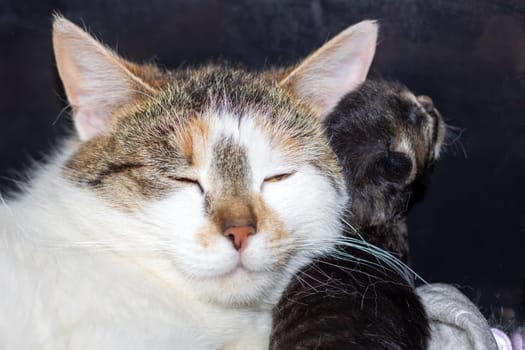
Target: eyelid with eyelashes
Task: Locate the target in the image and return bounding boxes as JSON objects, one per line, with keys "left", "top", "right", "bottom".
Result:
{"left": 263, "top": 172, "right": 295, "bottom": 183}
{"left": 168, "top": 176, "right": 204, "bottom": 193}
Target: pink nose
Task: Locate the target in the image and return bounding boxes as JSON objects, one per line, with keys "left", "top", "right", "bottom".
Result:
{"left": 223, "top": 225, "right": 256, "bottom": 250}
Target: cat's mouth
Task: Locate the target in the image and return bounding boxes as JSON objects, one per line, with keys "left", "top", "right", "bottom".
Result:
{"left": 215, "top": 253, "right": 276, "bottom": 280}
{"left": 221, "top": 258, "right": 257, "bottom": 277}
{"left": 211, "top": 263, "right": 265, "bottom": 286}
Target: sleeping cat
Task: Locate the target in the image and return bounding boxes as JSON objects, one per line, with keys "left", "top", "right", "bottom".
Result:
{"left": 270, "top": 80, "right": 445, "bottom": 349}
{"left": 0, "top": 16, "right": 378, "bottom": 349}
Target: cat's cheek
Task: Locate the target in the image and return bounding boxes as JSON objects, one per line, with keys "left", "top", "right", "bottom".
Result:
{"left": 274, "top": 168, "right": 345, "bottom": 254}
{"left": 171, "top": 226, "right": 241, "bottom": 278}
{"left": 241, "top": 234, "right": 273, "bottom": 271}
{"left": 261, "top": 173, "right": 305, "bottom": 225}
{"left": 174, "top": 240, "right": 240, "bottom": 278}
{"left": 258, "top": 167, "right": 345, "bottom": 274}
{"left": 141, "top": 189, "right": 238, "bottom": 277}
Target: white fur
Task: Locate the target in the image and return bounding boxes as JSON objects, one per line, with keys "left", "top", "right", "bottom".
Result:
{"left": 0, "top": 111, "right": 346, "bottom": 349}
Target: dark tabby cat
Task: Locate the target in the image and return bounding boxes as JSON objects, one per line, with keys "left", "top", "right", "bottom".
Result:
{"left": 270, "top": 79, "right": 445, "bottom": 350}
{"left": 330, "top": 80, "right": 444, "bottom": 264}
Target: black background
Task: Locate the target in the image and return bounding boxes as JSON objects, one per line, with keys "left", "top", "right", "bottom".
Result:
{"left": 1, "top": 0, "right": 524, "bottom": 320}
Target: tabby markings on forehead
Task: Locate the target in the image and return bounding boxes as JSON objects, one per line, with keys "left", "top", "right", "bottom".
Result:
{"left": 211, "top": 137, "right": 250, "bottom": 196}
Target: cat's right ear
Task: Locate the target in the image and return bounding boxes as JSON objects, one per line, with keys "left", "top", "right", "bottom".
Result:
{"left": 279, "top": 20, "right": 378, "bottom": 119}
{"left": 52, "top": 15, "right": 154, "bottom": 141}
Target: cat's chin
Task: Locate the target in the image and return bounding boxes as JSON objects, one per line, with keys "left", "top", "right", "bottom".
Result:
{"left": 217, "top": 265, "right": 259, "bottom": 281}
{"left": 186, "top": 266, "right": 287, "bottom": 307}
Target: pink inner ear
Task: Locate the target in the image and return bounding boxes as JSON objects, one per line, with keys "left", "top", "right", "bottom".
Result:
{"left": 75, "top": 106, "right": 110, "bottom": 140}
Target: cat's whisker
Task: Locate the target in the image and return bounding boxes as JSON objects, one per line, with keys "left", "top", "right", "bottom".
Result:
{"left": 51, "top": 103, "right": 72, "bottom": 126}
{"left": 442, "top": 124, "right": 468, "bottom": 159}
{"left": 444, "top": 125, "right": 463, "bottom": 145}
{"left": 311, "top": 263, "right": 389, "bottom": 292}
{"left": 294, "top": 233, "right": 426, "bottom": 285}
{"left": 0, "top": 175, "right": 29, "bottom": 192}
{"left": 21, "top": 233, "right": 173, "bottom": 252}
{"left": 0, "top": 193, "right": 13, "bottom": 216}
{"left": 338, "top": 219, "right": 422, "bottom": 277}
{"left": 292, "top": 269, "right": 323, "bottom": 293}
{"left": 455, "top": 138, "right": 468, "bottom": 159}
{"left": 316, "top": 254, "right": 402, "bottom": 283}
{"left": 281, "top": 257, "right": 397, "bottom": 299}
{"left": 287, "top": 245, "right": 394, "bottom": 281}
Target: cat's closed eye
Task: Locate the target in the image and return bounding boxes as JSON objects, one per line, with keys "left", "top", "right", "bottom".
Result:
{"left": 169, "top": 177, "right": 204, "bottom": 194}
{"left": 264, "top": 173, "right": 294, "bottom": 183}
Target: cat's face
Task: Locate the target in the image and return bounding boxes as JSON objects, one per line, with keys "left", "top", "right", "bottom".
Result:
{"left": 65, "top": 68, "right": 347, "bottom": 305}
{"left": 52, "top": 17, "right": 378, "bottom": 305}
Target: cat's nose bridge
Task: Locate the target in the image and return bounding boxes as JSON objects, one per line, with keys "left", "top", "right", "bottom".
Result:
{"left": 211, "top": 136, "right": 250, "bottom": 195}
{"left": 212, "top": 199, "right": 258, "bottom": 250}
{"left": 211, "top": 198, "right": 258, "bottom": 236}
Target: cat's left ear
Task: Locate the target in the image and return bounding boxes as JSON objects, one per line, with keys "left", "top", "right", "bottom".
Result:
{"left": 52, "top": 15, "right": 155, "bottom": 141}
{"left": 279, "top": 20, "right": 378, "bottom": 118}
